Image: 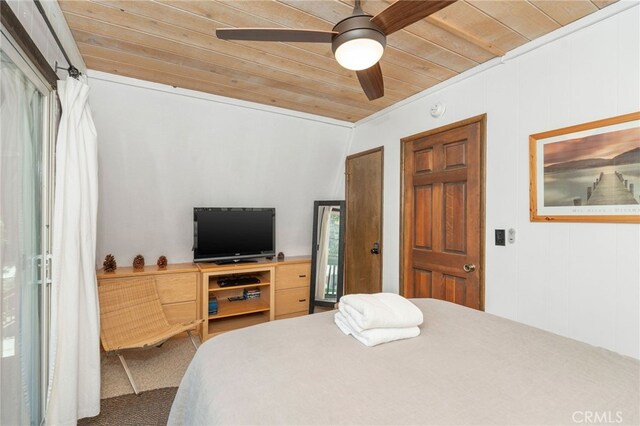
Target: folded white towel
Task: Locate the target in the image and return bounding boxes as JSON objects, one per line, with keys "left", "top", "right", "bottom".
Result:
{"left": 339, "top": 293, "right": 423, "bottom": 330}
{"left": 334, "top": 311, "right": 420, "bottom": 347}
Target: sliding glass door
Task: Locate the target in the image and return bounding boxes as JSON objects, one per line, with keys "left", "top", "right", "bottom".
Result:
{"left": 1, "top": 29, "right": 54, "bottom": 426}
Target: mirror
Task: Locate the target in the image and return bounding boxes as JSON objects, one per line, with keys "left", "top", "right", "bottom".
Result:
{"left": 309, "top": 200, "right": 345, "bottom": 313}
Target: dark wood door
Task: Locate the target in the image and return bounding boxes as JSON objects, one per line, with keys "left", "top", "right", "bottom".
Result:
{"left": 401, "top": 116, "right": 485, "bottom": 310}
{"left": 344, "top": 147, "right": 383, "bottom": 295}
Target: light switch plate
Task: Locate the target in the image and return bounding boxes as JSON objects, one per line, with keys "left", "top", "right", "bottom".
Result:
{"left": 508, "top": 228, "right": 516, "bottom": 244}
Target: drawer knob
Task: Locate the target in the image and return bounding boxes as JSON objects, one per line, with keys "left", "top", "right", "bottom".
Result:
{"left": 298, "top": 274, "right": 307, "bottom": 278}
{"left": 298, "top": 299, "right": 307, "bottom": 302}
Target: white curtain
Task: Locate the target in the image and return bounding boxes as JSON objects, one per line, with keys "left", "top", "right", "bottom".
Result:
{"left": 1, "top": 49, "right": 44, "bottom": 426}
{"left": 315, "top": 207, "right": 332, "bottom": 301}
{"left": 46, "top": 77, "right": 100, "bottom": 425}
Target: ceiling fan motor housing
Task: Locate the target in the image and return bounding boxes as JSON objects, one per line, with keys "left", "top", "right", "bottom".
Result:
{"left": 331, "top": 15, "right": 387, "bottom": 55}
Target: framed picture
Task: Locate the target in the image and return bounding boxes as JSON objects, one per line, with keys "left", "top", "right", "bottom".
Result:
{"left": 530, "top": 112, "right": 640, "bottom": 223}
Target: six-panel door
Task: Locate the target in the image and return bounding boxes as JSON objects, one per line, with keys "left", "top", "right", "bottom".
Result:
{"left": 402, "top": 118, "right": 484, "bottom": 310}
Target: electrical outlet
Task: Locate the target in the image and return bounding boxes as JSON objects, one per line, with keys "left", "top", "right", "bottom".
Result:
{"left": 495, "top": 229, "right": 506, "bottom": 246}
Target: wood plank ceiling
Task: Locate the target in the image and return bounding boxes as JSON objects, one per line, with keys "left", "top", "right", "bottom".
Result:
{"left": 60, "top": 0, "right": 618, "bottom": 122}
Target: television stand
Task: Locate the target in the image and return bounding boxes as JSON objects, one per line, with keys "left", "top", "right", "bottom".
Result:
{"left": 201, "top": 264, "right": 275, "bottom": 340}
{"left": 214, "top": 259, "right": 258, "bottom": 265}
{"left": 197, "top": 257, "right": 312, "bottom": 341}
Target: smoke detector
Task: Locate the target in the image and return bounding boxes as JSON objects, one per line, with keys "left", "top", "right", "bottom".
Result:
{"left": 430, "top": 102, "right": 446, "bottom": 118}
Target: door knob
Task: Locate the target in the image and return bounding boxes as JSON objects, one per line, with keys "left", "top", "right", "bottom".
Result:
{"left": 463, "top": 263, "right": 476, "bottom": 273}
{"left": 370, "top": 242, "right": 380, "bottom": 254}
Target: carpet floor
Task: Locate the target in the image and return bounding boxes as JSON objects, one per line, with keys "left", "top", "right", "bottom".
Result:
{"left": 101, "top": 334, "right": 197, "bottom": 399}
{"left": 81, "top": 334, "right": 197, "bottom": 425}
{"left": 79, "top": 387, "right": 178, "bottom": 426}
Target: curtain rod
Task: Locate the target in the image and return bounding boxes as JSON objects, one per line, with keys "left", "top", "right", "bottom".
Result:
{"left": 33, "top": 0, "right": 80, "bottom": 79}
{"left": 0, "top": 0, "right": 58, "bottom": 86}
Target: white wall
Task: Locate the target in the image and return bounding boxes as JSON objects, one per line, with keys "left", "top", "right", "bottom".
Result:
{"left": 89, "top": 72, "right": 352, "bottom": 268}
{"left": 349, "top": 4, "right": 640, "bottom": 358}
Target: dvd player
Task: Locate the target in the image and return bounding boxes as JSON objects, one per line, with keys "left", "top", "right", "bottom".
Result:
{"left": 217, "top": 276, "right": 261, "bottom": 287}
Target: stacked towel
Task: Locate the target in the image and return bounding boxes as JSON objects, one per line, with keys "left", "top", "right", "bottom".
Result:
{"left": 334, "top": 293, "right": 423, "bottom": 347}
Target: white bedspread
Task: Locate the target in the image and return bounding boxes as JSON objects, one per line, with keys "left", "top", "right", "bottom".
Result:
{"left": 169, "top": 299, "right": 639, "bottom": 425}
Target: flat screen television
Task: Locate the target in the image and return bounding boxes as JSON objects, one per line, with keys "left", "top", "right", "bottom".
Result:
{"left": 193, "top": 207, "right": 275, "bottom": 264}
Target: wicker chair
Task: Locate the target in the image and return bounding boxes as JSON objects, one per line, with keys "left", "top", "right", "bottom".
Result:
{"left": 98, "top": 276, "right": 203, "bottom": 394}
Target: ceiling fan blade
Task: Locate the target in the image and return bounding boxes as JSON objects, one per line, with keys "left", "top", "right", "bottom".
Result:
{"left": 371, "top": 0, "right": 456, "bottom": 35}
{"left": 356, "top": 63, "right": 384, "bottom": 101}
{"left": 216, "top": 28, "right": 337, "bottom": 43}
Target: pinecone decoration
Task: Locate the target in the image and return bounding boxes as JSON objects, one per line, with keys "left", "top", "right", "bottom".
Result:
{"left": 103, "top": 254, "right": 117, "bottom": 272}
{"left": 132, "top": 254, "right": 145, "bottom": 270}
{"left": 157, "top": 255, "right": 168, "bottom": 269}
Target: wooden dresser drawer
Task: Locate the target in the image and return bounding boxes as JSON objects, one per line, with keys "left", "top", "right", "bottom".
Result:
{"left": 275, "top": 286, "right": 309, "bottom": 316}
{"left": 275, "top": 311, "right": 306, "bottom": 321}
{"left": 156, "top": 273, "right": 197, "bottom": 304}
{"left": 163, "top": 301, "right": 197, "bottom": 324}
{"left": 276, "top": 263, "right": 311, "bottom": 290}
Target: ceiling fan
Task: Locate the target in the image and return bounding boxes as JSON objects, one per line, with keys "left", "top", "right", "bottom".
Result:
{"left": 216, "top": 0, "right": 456, "bottom": 101}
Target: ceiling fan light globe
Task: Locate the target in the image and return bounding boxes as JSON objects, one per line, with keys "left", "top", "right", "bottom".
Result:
{"left": 331, "top": 16, "right": 386, "bottom": 71}
{"left": 335, "top": 38, "right": 384, "bottom": 71}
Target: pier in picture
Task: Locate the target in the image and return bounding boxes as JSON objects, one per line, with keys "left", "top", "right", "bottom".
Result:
{"left": 530, "top": 112, "right": 640, "bottom": 223}
{"left": 543, "top": 127, "right": 640, "bottom": 207}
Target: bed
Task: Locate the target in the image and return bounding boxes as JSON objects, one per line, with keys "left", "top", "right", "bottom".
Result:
{"left": 168, "top": 299, "right": 639, "bottom": 425}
